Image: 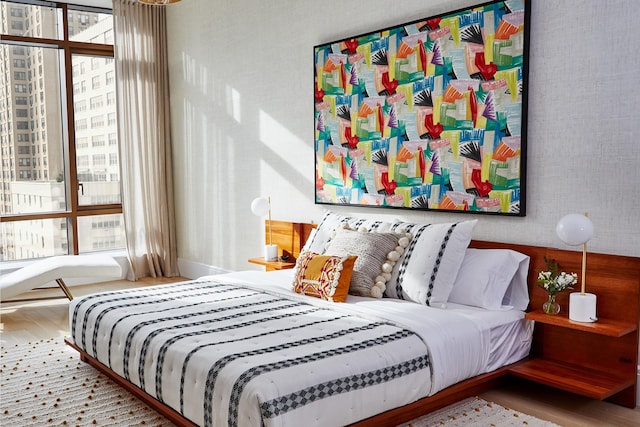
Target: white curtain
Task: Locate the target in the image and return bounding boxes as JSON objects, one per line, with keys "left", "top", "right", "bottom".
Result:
{"left": 113, "top": 0, "right": 179, "bottom": 279}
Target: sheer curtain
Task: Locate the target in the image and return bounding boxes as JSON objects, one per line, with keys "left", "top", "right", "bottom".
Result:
{"left": 113, "top": 0, "right": 179, "bottom": 279}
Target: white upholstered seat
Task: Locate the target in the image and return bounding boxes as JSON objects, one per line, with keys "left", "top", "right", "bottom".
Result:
{"left": 0, "top": 254, "right": 122, "bottom": 302}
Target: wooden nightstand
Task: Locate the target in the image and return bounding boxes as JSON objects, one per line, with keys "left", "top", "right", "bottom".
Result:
{"left": 248, "top": 257, "right": 296, "bottom": 271}
{"left": 508, "top": 310, "right": 638, "bottom": 407}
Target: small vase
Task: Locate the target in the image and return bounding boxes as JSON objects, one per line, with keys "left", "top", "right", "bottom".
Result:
{"left": 543, "top": 294, "right": 560, "bottom": 315}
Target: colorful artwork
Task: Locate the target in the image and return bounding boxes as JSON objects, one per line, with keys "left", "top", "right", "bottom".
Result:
{"left": 314, "top": 0, "right": 529, "bottom": 215}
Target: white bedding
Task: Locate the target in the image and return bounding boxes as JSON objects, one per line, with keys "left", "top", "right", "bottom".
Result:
{"left": 219, "top": 270, "right": 534, "bottom": 393}
{"left": 69, "top": 270, "right": 532, "bottom": 427}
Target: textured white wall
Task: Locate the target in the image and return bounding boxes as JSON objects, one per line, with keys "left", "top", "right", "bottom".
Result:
{"left": 167, "top": 0, "right": 640, "bottom": 271}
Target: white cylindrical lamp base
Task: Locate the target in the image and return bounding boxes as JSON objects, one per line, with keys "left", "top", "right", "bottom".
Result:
{"left": 264, "top": 244, "right": 278, "bottom": 262}
{"left": 569, "top": 292, "right": 597, "bottom": 323}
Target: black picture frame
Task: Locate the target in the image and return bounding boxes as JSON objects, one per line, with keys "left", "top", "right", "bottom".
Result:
{"left": 314, "top": 0, "right": 530, "bottom": 216}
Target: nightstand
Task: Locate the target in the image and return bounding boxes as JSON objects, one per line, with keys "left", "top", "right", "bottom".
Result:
{"left": 508, "top": 310, "right": 638, "bottom": 407}
{"left": 248, "top": 257, "right": 296, "bottom": 271}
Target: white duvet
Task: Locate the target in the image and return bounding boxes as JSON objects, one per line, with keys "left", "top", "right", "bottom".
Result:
{"left": 69, "top": 270, "right": 532, "bottom": 427}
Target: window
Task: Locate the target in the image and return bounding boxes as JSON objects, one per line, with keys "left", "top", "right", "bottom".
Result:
{"left": 90, "top": 96, "right": 103, "bottom": 109}
{"left": 76, "top": 137, "right": 88, "bottom": 149}
{"left": 106, "top": 91, "right": 115, "bottom": 106}
{"left": 75, "top": 118, "right": 87, "bottom": 130}
{"left": 90, "top": 115, "right": 104, "bottom": 128}
{"left": 1, "top": 2, "right": 122, "bottom": 261}
{"left": 92, "top": 154, "right": 106, "bottom": 166}
{"left": 91, "top": 135, "right": 105, "bottom": 147}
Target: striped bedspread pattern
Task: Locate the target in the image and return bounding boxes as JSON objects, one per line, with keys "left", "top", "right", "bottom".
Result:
{"left": 70, "top": 278, "right": 433, "bottom": 427}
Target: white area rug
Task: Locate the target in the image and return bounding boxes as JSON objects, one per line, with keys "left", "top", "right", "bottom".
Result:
{"left": 1, "top": 338, "right": 175, "bottom": 426}
{"left": 399, "top": 396, "right": 560, "bottom": 426}
{"left": 1, "top": 338, "right": 558, "bottom": 426}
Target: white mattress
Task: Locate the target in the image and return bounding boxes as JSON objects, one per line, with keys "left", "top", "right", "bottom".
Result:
{"left": 206, "top": 270, "right": 534, "bottom": 394}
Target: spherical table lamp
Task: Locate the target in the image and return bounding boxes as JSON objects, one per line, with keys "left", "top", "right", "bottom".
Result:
{"left": 556, "top": 213, "right": 596, "bottom": 322}
{"left": 251, "top": 196, "right": 278, "bottom": 261}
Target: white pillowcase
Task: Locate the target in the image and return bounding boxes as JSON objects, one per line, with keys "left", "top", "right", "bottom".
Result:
{"left": 385, "top": 219, "right": 477, "bottom": 307}
{"left": 448, "top": 248, "right": 530, "bottom": 310}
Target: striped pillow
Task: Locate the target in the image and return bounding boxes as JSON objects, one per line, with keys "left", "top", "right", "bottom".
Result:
{"left": 291, "top": 251, "right": 357, "bottom": 302}
{"left": 301, "top": 211, "right": 392, "bottom": 254}
{"left": 385, "top": 220, "right": 477, "bottom": 307}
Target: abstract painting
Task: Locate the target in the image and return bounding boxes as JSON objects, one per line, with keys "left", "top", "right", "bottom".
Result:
{"left": 314, "top": 0, "right": 529, "bottom": 215}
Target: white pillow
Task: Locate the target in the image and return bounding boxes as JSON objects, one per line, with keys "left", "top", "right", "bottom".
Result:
{"left": 448, "top": 248, "right": 530, "bottom": 310}
{"left": 302, "top": 210, "right": 392, "bottom": 254}
{"left": 500, "top": 257, "right": 530, "bottom": 311}
{"left": 385, "top": 219, "right": 477, "bottom": 307}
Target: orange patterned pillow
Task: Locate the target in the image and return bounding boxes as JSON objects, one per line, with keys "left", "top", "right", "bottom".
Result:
{"left": 291, "top": 251, "right": 357, "bottom": 302}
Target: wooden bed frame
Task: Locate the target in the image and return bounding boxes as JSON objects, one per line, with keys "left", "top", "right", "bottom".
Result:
{"left": 65, "top": 220, "right": 640, "bottom": 426}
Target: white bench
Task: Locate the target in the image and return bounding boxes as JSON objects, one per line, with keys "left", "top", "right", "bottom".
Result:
{"left": 0, "top": 254, "right": 122, "bottom": 302}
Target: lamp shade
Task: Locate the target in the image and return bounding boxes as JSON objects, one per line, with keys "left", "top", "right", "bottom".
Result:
{"left": 251, "top": 197, "right": 270, "bottom": 217}
{"left": 556, "top": 213, "right": 594, "bottom": 246}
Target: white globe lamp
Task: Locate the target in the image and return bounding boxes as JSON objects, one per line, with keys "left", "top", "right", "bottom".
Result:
{"left": 556, "top": 213, "right": 596, "bottom": 322}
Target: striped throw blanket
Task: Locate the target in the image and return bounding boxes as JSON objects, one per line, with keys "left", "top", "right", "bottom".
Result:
{"left": 70, "top": 277, "right": 433, "bottom": 427}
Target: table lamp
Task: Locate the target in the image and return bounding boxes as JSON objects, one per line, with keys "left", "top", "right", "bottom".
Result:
{"left": 251, "top": 196, "right": 278, "bottom": 261}
{"left": 556, "top": 213, "right": 596, "bottom": 322}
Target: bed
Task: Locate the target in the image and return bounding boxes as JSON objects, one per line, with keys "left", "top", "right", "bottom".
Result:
{"left": 65, "top": 215, "right": 640, "bottom": 426}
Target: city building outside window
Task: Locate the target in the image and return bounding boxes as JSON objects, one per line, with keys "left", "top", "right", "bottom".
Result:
{"left": 1, "top": 1, "right": 124, "bottom": 261}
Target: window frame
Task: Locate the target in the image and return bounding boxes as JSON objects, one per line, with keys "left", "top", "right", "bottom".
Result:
{"left": 0, "top": 1, "right": 122, "bottom": 257}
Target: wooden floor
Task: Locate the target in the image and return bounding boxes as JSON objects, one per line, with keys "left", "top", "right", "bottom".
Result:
{"left": 2, "top": 278, "right": 640, "bottom": 426}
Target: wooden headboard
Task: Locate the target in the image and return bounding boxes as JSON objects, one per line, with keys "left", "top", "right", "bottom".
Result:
{"left": 471, "top": 239, "right": 640, "bottom": 407}
{"left": 469, "top": 240, "right": 640, "bottom": 324}
{"left": 265, "top": 220, "right": 640, "bottom": 407}
{"left": 262, "top": 220, "right": 317, "bottom": 259}
{"left": 264, "top": 220, "right": 640, "bottom": 322}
